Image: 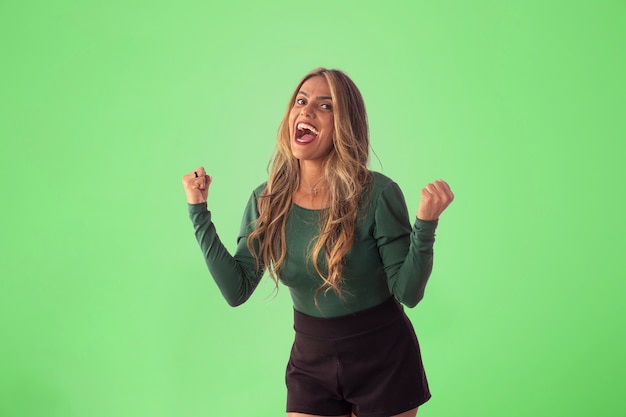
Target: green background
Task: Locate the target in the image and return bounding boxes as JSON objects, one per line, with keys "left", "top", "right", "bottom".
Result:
{"left": 1, "top": 1, "right": 624, "bottom": 416}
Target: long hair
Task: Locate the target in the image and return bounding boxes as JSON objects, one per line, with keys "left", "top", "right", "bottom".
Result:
{"left": 247, "top": 68, "right": 371, "bottom": 305}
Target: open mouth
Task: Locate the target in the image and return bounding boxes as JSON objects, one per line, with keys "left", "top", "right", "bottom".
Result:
{"left": 295, "top": 122, "right": 319, "bottom": 144}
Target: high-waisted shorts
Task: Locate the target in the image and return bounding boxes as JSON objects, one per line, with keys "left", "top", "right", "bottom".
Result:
{"left": 285, "top": 297, "right": 431, "bottom": 417}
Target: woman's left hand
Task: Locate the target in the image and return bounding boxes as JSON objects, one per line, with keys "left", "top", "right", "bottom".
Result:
{"left": 417, "top": 179, "right": 454, "bottom": 221}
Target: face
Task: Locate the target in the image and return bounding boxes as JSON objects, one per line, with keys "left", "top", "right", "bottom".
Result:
{"left": 288, "top": 76, "right": 335, "bottom": 163}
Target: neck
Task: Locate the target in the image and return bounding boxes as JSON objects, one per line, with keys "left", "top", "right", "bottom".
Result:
{"left": 299, "top": 161, "right": 326, "bottom": 190}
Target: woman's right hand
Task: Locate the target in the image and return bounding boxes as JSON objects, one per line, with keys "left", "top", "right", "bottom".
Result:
{"left": 182, "top": 166, "right": 212, "bottom": 204}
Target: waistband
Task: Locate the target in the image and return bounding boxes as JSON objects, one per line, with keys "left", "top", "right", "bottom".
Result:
{"left": 293, "top": 296, "right": 405, "bottom": 339}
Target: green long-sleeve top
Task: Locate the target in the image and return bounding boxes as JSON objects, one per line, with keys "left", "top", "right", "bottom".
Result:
{"left": 188, "top": 171, "right": 438, "bottom": 318}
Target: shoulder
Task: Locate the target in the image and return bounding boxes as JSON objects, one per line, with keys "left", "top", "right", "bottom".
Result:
{"left": 240, "top": 182, "right": 267, "bottom": 213}
{"left": 359, "top": 172, "right": 410, "bottom": 225}
{"left": 370, "top": 171, "right": 396, "bottom": 189}
{"left": 251, "top": 182, "right": 268, "bottom": 198}
{"left": 368, "top": 171, "right": 404, "bottom": 200}
{"left": 371, "top": 171, "right": 410, "bottom": 207}
{"left": 358, "top": 171, "right": 408, "bottom": 218}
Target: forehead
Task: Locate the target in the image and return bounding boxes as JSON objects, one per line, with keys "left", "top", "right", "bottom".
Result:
{"left": 298, "top": 76, "right": 331, "bottom": 96}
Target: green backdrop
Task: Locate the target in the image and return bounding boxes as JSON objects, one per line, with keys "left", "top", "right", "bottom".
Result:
{"left": 1, "top": 1, "right": 624, "bottom": 416}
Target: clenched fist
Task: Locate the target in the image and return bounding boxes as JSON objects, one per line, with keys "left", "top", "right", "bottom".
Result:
{"left": 417, "top": 179, "right": 454, "bottom": 221}
{"left": 182, "top": 166, "right": 212, "bottom": 204}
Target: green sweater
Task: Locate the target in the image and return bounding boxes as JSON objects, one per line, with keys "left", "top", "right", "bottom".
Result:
{"left": 188, "top": 172, "right": 438, "bottom": 318}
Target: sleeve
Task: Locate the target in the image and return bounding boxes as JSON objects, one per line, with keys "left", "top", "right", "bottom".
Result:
{"left": 188, "top": 191, "right": 265, "bottom": 307}
{"left": 373, "top": 182, "right": 438, "bottom": 307}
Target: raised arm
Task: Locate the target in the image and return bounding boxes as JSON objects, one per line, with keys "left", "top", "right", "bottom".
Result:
{"left": 183, "top": 167, "right": 264, "bottom": 306}
{"left": 375, "top": 180, "right": 453, "bottom": 307}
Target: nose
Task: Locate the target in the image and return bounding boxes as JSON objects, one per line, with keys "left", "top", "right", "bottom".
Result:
{"left": 300, "top": 102, "right": 315, "bottom": 118}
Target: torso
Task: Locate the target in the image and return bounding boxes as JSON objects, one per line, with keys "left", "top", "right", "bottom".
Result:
{"left": 280, "top": 172, "right": 412, "bottom": 317}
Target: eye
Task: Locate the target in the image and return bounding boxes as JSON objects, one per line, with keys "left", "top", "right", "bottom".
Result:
{"left": 296, "top": 98, "right": 306, "bottom": 105}
{"left": 320, "top": 103, "right": 332, "bottom": 110}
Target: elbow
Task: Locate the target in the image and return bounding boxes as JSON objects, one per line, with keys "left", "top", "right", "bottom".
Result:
{"left": 224, "top": 294, "right": 250, "bottom": 307}
{"left": 402, "top": 298, "right": 421, "bottom": 309}
{"left": 225, "top": 298, "right": 245, "bottom": 307}
{"left": 222, "top": 289, "right": 251, "bottom": 307}
{"left": 398, "top": 291, "right": 424, "bottom": 309}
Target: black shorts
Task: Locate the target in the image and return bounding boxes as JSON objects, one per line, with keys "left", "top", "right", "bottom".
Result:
{"left": 286, "top": 297, "right": 431, "bottom": 417}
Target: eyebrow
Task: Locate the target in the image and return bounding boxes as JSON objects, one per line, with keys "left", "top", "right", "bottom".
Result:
{"left": 298, "top": 90, "right": 332, "bottom": 100}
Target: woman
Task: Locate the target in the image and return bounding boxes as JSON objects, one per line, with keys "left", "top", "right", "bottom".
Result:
{"left": 182, "top": 68, "right": 454, "bottom": 417}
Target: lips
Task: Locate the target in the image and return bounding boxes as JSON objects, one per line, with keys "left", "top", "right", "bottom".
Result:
{"left": 295, "top": 121, "right": 319, "bottom": 144}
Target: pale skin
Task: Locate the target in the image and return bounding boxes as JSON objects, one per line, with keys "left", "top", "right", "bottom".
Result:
{"left": 181, "top": 76, "right": 453, "bottom": 417}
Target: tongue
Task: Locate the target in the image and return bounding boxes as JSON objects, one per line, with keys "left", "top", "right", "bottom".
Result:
{"left": 297, "top": 134, "right": 316, "bottom": 143}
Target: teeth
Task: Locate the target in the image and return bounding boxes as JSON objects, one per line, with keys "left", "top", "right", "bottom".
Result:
{"left": 297, "top": 122, "right": 319, "bottom": 135}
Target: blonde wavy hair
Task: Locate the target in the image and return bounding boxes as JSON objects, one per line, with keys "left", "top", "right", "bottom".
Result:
{"left": 247, "top": 68, "right": 372, "bottom": 304}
